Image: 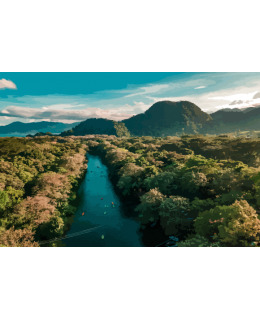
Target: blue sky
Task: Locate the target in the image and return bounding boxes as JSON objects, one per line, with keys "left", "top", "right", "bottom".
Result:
{"left": 1, "top": 72, "right": 260, "bottom": 125}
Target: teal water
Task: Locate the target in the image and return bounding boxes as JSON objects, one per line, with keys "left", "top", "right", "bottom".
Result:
{"left": 61, "top": 154, "right": 143, "bottom": 247}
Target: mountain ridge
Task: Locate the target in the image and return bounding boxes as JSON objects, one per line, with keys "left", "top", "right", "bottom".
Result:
{"left": 0, "top": 121, "right": 80, "bottom": 134}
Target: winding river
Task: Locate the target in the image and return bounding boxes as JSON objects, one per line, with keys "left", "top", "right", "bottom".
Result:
{"left": 61, "top": 154, "right": 144, "bottom": 247}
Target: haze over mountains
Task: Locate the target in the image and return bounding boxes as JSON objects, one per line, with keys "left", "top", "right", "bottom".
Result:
{"left": 2, "top": 100, "right": 260, "bottom": 137}
{"left": 0, "top": 121, "right": 80, "bottom": 135}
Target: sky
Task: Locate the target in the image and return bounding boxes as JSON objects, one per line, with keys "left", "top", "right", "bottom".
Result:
{"left": 1, "top": 72, "right": 260, "bottom": 126}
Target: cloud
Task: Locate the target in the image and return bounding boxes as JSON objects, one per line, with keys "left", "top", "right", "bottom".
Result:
{"left": 124, "top": 84, "right": 169, "bottom": 98}
{"left": 253, "top": 92, "right": 260, "bottom": 99}
{"left": 229, "top": 100, "right": 244, "bottom": 105}
{"left": 195, "top": 86, "right": 206, "bottom": 89}
{"left": 209, "top": 91, "right": 258, "bottom": 102}
{"left": 0, "top": 105, "right": 135, "bottom": 122}
{"left": 1, "top": 110, "right": 10, "bottom": 114}
{"left": 0, "top": 79, "right": 17, "bottom": 90}
{"left": 215, "top": 102, "right": 260, "bottom": 111}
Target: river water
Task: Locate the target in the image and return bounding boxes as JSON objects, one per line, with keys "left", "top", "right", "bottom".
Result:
{"left": 61, "top": 154, "right": 144, "bottom": 247}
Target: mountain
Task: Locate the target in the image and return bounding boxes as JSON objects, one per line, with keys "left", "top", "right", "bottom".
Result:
{"left": 26, "top": 100, "right": 260, "bottom": 138}
{"left": 59, "top": 118, "right": 130, "bottom": 137}
{"left": 120, "top": 101, "right": 213, "bottom": 136}
{"left": 0, "top": 121, "right": 81, "bottom": 135}
{"left": 205, "top": 104, "right": 260, "bottom": 133}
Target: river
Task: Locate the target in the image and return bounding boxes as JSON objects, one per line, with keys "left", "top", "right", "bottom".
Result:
{"left": 61, "top": 154, "right": 144, "bottom": 247}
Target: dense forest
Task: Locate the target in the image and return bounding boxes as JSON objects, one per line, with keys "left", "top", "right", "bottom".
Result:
{"left": 81, "top": 133, "right": 260, "bottom": 247}
{"left": 0, "top": 136, "right": 88, "bottom": 247}
{"left": 2, "top": 132, "right": 260, "bottom": 247}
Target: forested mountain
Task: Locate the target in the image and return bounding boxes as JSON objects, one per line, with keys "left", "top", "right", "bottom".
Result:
{"left": 121, "top": 101, "right": 213, "bottom": 136}
{"left": 205, "top": 105, "right": 260, "bottom": 133}
{"left": 60, "top": 118, "right": 130, "bottom": 137}
{"left": 0, "top": 121, "right": 80, "bottom": 135}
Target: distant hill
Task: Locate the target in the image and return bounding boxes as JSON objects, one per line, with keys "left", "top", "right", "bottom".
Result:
{"left": 0, "top": 121, "right": 80, "bottom": 135}
{"left": 60, "top": 118, "right": 131, "bottom": 137}
{"left": 204, "top": 104, "right": 260, "bottom": 133}
{"left": 120, "top": 101, "right": 213, "bottom": 136}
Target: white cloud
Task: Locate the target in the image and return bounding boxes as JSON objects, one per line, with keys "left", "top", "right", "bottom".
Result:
{"left": 0, "top": 105, "right": 135, "bottom": 122}
{"left": 1, "top": 110, "right": 10, "bottom": 114}
{"left": 0, "top": 79, "right": 17, "bottom": 90}
{"left": 124, "top": 84, "right": 169, "bottom": 98}
{"left": 209, "top": 91, "right": 258, "bottom": 102}
{"left": 195, "top": 86, "right": 206, "bottom": 89}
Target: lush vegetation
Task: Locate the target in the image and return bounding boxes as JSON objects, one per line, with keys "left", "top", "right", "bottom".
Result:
{"left": 60, "top": 118, "right": 130, "bottom": 137}
{"left": 81, "top": 133, "right": 260, "bottom": 247}
{"left": 2, "top": 131, "right": 260, "bottom": 247}
{"left": 0, "top": 136, "right": 88, "bottom": 247}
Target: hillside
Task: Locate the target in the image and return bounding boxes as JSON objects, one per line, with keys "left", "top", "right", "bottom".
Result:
{"left": 0, "top": 121, "right": 80, "bottom": 135}
{"left": 59, "top": 118, "right": 130, "bottom": 137}
{"left": 204, "top": 105, "right": 260, "bottom": 133}
{"left": 121, "top": 101, "right": 213, "bottom": 136}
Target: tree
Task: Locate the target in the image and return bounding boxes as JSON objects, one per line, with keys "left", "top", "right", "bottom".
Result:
{"left": 218, "top": 200, "right": 260, "bottom": 246}
{"left": 0, "top": 227, "right": 39, "bottom": 247}
{"left": 194, "top": 200, "right": 260, "bottom": 246}
{"left": 0, "top": 190, "right": 9, "bottom": 211}
{"left": 143, "top": 171, "right": 178, "bottom": 195}
{"left": 13, "top": 195, "right": 56, "bottom": 229}
{"left": 33, "top": 172, "right": 71, "bottom": 205}
{"left": 135, "top": 188, "right": 167, "bottom": 224}
{"left": 159, "top": 196, "right": 190, "bottom": 235}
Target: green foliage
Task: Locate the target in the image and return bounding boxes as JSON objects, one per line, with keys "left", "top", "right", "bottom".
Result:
{"left": 34, "top": 213, "right": 65, "bottom": 241}
{"left": 18, "top": 170, "right": 34, "bottom": 184}
{"left": 0, "top": 190, "right": 10, "bottom": 211}
{"left": 143, "top": 171, "right": 178, "bottom": 195}
{"left": 142, "top": 165, "right": 161, "bottom": 177}
{"left": 194, "top": 200, "right": 260, "bottom": 246}
{"left": 194, "top": 204, "right": 233, "bottom": 239}
{"left": 180, "top": 171, "right": 208, "bottom": 195}
{"left": 217, "top": 200, "right": 260, "bottom": 246}
{"left": 177, "top": 235, "right": 222, "bottom": 247}
{"left": 135, "top": 188, "right": 167, "bottom": 224}
{"left": 57, "top": 167, "right": 68, "bottom": 174}
{"left": 159, "top": 196, "right": 191, "bottom": 235}
{"left": 117, "top": 176, "right": 133, "bottom": 196}
{"left": 0, "top": 136, "right": 88, "bottom": 246}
